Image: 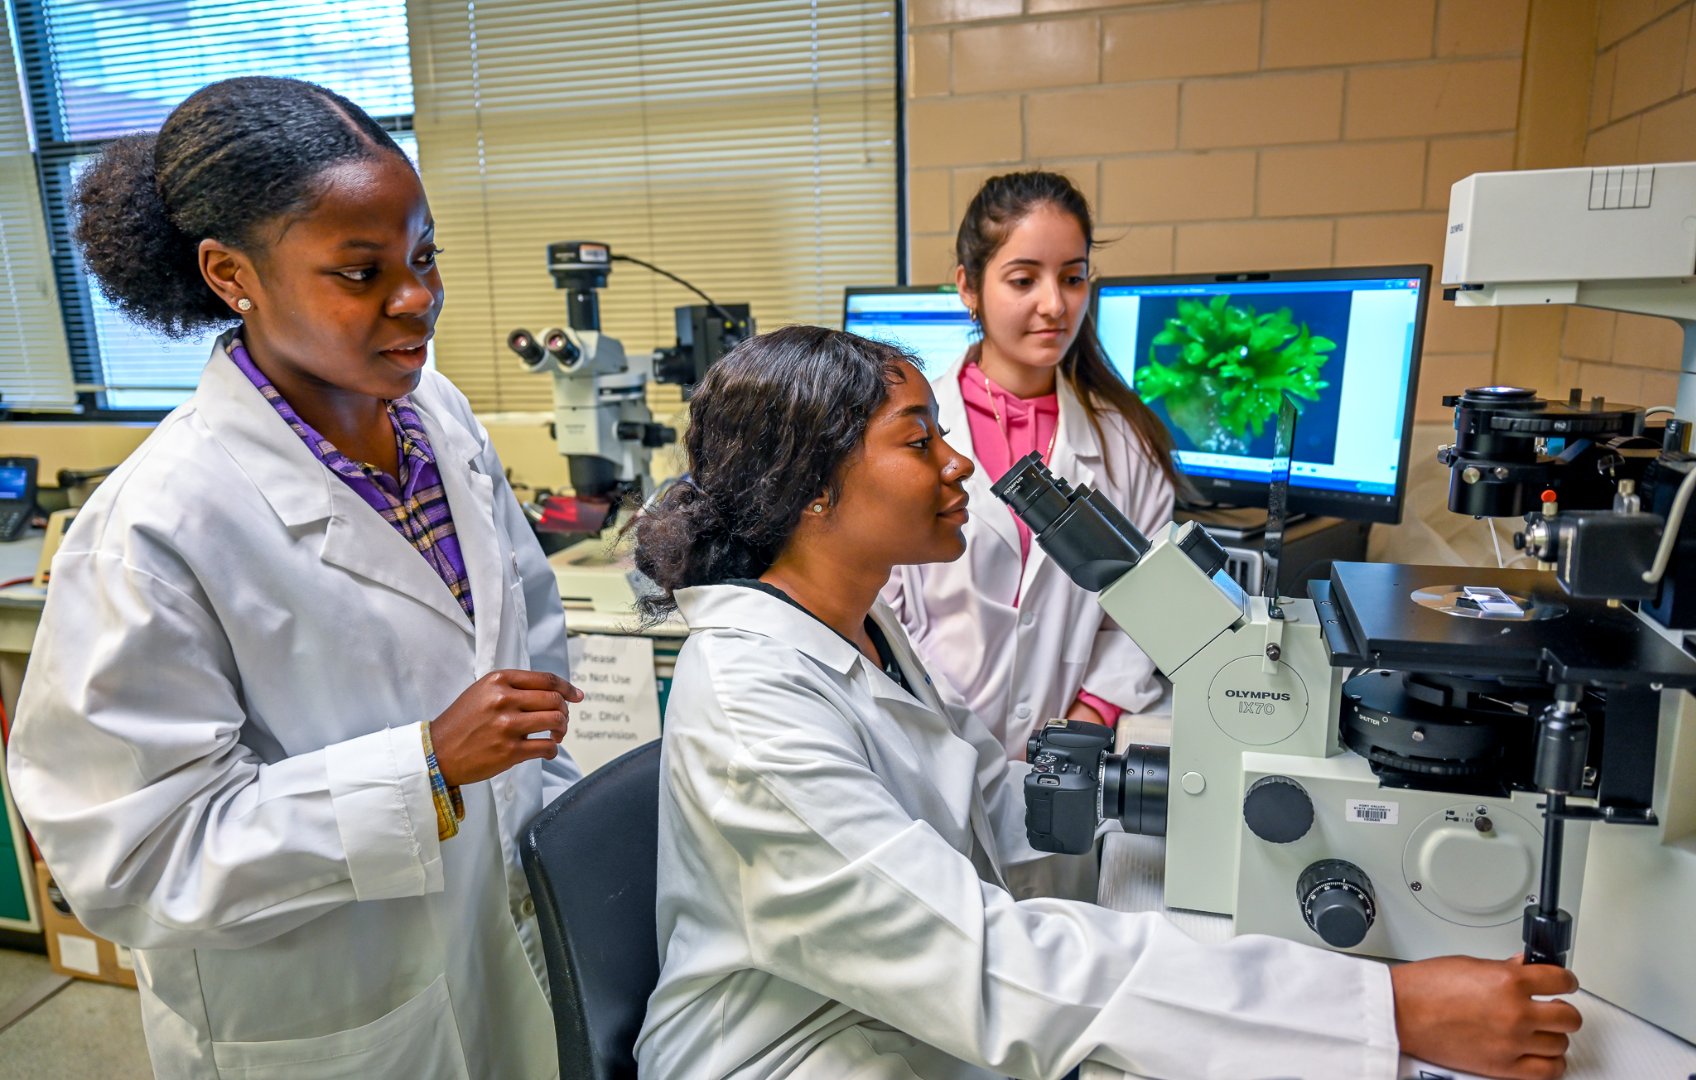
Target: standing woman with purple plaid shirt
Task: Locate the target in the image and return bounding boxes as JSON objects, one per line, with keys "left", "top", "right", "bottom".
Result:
{"left": 7, "top": 77, "right": 584, "bottom": 1079}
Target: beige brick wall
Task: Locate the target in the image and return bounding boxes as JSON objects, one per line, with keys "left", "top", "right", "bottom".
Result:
{"left": 1556, "top": 0, "right": 1696, "bottom": 412}
{"left": 906, "top": 0, "right": 1531, "bottom": 423}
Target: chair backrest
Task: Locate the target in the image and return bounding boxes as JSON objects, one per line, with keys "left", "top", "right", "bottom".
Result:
{"left": 521, "top": 740, "right": 663, "bottom": 1080}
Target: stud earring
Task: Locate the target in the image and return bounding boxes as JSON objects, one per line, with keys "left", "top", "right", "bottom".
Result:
{"left": 236, "top": 297, "right": 253, "bottom": 312}
{"left": 811, "top": 503, "right": 825, "bottom": 514}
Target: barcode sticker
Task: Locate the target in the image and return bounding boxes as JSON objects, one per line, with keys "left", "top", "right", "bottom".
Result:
{"left": 1347, "top": 799, "right": 1398, "bottom": 825}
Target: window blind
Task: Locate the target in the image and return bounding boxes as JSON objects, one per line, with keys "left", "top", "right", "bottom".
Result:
{"left": 10, "top": 0, "right": 413, "bottom": 410}
{"left": 406, "top": 0, "right": 898, "bottom": 413}
{"left": 0, "top": 3, "right": 75, "bottom": 412}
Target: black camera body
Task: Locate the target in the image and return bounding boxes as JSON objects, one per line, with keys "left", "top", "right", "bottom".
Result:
{"left": 1026, "top": 718, "right": 1170, "bottom": 855}
{"left": 1026, "top": 719, "right": 1112, "bottom": 854}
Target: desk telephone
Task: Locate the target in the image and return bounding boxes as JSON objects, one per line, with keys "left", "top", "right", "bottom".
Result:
{"left": 0, "top": 457, "right": 39, "bottom": 542}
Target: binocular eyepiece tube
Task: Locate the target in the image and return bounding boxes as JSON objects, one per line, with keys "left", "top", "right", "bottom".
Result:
{"left": 992, "top": 453, "right": 1152, "bottom": 593}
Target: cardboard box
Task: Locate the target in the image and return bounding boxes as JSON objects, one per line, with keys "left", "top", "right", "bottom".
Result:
{"left": 35, "top": 861, "right": 137, "bottom": 989}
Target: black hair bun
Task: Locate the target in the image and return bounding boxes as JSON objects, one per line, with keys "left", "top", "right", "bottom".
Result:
{"left": 72, "top": 133, "right": 232, "bottom": 337}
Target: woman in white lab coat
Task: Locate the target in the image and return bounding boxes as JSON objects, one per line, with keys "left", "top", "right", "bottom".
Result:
{"left": 7, "top": 77, "right": 581, "bottom": 1079}
{"left": 884, "top": 172, "right": 1179, "bottom": 759}
{"left": 629, "top": 324, "right": 1581, "bottom": 1080}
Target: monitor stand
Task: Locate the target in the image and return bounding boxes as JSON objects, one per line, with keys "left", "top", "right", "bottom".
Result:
{"left": 1174, "top": 504, "right": 1307, "bottom": 541}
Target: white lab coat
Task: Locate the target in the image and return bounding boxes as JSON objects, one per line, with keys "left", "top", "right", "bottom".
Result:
{"left": 883, "top": 357, "right": 1174, "bottom": 758}
{"left": 635, "top": 584, "right": 1398, "bottom": 1079}
{"left": 7, "top": 339, "right": 580, "bottom": 1079}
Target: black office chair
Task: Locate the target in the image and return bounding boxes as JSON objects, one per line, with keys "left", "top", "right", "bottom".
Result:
{"left": 521, "top": 740, "right": 663, "bottom": 1080}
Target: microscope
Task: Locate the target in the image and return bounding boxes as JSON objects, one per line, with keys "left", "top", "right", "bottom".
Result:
{"left": 1003, "top": 162, "right": 1696, "bottom": 1045}
{"left": 507, "top": 241, "right": 752, "bottom": 612}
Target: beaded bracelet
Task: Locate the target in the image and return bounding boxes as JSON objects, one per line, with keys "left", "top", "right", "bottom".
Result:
{"left": 420, "top": 722, "right": 463, "bottom": 842}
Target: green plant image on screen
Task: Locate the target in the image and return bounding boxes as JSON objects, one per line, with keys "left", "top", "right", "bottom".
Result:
{"left": 1135, "top": 295, "right": 1335, "bottom": 456}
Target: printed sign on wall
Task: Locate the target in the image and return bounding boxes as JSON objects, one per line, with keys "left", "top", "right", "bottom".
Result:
{"left": 563, "top": 634, "right": 662, "bottom": 773}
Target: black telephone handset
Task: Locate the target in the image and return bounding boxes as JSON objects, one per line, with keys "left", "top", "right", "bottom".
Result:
{"left": 0, "top": 456, "right": 39, "bottom": 542}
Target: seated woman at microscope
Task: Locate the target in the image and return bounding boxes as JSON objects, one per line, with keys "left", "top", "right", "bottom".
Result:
{"left": 631, "top": 324, "right": 1581, "bottom": 1080}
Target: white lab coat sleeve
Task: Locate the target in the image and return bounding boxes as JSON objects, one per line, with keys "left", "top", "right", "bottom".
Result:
{"left": 694, "top": 656, "right": 1399, "bottom": 1080}
{"left": 1079, "top": 455, "right": 1177, "bottom": 712}
{"left": 8, "top": 548, "right": 444, "bottom": 951}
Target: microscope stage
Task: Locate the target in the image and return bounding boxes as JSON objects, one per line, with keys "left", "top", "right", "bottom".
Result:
{"left": 1314, "top": 562, "right": 1696, "bottom": 689}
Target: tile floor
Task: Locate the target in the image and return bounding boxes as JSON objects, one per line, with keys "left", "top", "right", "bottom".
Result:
{"left": 0, "top": 947, "right": 150, "bottom": 1078}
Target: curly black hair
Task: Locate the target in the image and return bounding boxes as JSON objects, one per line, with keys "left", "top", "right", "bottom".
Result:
{"left": 633, "top": 325, "right": 916, "bottom": 622}
{"left": 72, "top": 76, "right": 409, "bottom": 338}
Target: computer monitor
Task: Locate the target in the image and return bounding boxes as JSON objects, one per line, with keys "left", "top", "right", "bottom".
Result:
{"left": 843, "top": 285, "right": 975, "bottom": 378}
{"left": 1093, "top": 265, "right": 1429, "bottom": 525}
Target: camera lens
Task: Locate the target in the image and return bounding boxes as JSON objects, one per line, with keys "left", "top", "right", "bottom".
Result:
{"left": 1102, "top": 743, "right": 1170, "bottom": 837}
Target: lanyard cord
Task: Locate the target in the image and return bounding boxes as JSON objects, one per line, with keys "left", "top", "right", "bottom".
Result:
{"left": 980, "top": 364, "right": 1058, "bottom": 463}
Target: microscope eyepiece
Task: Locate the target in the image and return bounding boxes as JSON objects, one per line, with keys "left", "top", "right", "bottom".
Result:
{"left": 540, "top": 328, "right": 582, "bottom": 368}
{"left": 993, "top": 452, "right": 1151, "bottom": 592}
{"left": 991, "top": 454, "right": 1074, "bottom": 535}
{"left": 507, "top": 328, "right": 546, "bottom": 369}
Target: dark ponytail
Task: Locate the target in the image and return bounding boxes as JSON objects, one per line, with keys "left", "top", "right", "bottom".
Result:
{"left": 955, "top": 170, "right": 1182, "bottom": 493}
{"left": 634, "top": 325, "right": 916, "bottom": 623}
{"left": 73, "top": 76, "right": 409, "bottom": 337}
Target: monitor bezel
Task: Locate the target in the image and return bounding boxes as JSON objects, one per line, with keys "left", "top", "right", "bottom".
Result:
{"left": 842, "top": 284, "right": 967, "bottom": 326}
{"left": 842, "top": 284, "right": 975, "bottom": 378}
{"left": 1091, "top": 264, "right": 1431, "bottom": 526}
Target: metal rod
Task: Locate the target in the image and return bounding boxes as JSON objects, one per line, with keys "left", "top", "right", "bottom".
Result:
{"left": 1538, "top": 792, "right": 1566, "bottom": 921}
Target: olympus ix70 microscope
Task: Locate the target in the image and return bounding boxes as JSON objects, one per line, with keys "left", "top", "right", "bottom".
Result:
{"left": 506, "top": 241, "right": 751, "bottom": 613}
{"left": 998, "top": 161, "right": 1696, "bottom": 1047}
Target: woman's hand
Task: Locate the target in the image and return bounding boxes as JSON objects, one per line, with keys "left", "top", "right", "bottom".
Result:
{"left": 429, "top": 669, "right": 585, "bottom": 786}
{"left": 1391, "top": 954, "right": 1582, "bottom": 1080}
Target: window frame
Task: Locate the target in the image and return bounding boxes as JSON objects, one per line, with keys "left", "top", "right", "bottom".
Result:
{"left": 4, "top": 0, "right": 418, "bottom": 421}
{"left": 3, "top": 0, "right": 910, "bottom": 422}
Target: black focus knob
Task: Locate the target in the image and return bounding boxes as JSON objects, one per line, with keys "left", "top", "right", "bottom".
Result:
{"left": 1298, "top": 859, "right": 1376, "bottom": 949}
{"left": 1243, "top": 775, "right": 1314, "bottom": 844}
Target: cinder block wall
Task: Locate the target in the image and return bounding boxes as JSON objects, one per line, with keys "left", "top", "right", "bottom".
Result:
{"left": 906, "top": 0, "right": 1530, "bottom": 422}
{"left": 1557, "top": 0, "right": 1696, "bottom": 411}
{"left": 909, "top": 0, "right": 1696, "bottom": 423}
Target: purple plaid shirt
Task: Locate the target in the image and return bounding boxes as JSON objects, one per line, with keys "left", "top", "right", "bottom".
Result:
{"left": 229, "top": 338, "right": 475, "bottom": 621}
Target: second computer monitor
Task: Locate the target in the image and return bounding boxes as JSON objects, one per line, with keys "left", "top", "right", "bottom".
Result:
{"left": 843, "top": 285, "right": 975, "bottom": 379}
{"left": 1094, "top": 265, "right": 1430, "bottom": 525}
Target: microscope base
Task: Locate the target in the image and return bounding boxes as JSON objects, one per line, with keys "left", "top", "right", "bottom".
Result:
{"left": 1234, "top": 750, "right": 1590, "bottom": 963}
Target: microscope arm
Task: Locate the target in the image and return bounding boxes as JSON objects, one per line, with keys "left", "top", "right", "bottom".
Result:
{"left": 1093, "top": 521, "right": 1250, "bottom": 677}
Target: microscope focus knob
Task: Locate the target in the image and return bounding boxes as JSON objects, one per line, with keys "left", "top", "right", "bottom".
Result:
{"left": 1243, "top": 775, "right": 1314, "bottom": 844}
{"left": 1298, "top": 859, "right": 1376, "bottom": 949}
